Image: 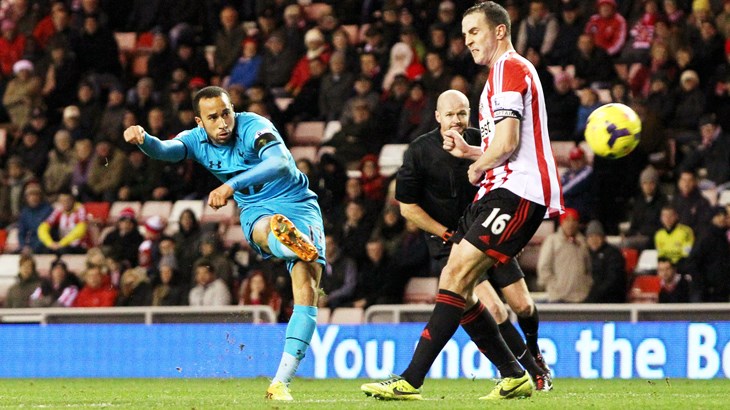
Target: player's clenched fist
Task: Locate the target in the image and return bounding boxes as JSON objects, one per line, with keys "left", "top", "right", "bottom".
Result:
{"left": 124, "top": 125, "right": 146, "bottom": 145}
{"left": 208, "top": 183, "right": 234, "bottom": 210}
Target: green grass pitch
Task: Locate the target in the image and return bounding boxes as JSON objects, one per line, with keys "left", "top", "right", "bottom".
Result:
{"left": 0, "top": 378, "right": 727, "bottom": 409}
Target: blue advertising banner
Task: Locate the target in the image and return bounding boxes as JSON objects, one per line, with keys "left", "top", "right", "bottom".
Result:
{"left": 0, "top": 322, "right": 729, "bottom": 378}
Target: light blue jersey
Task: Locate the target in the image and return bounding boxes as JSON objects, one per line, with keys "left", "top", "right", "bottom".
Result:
{"left": 175, "top": 112, "right": 314, "bottom": 206}
{"left": 142, "top": 112, "right": 325, "bottom": 269}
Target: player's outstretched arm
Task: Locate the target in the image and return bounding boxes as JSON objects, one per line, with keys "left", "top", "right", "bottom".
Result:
{"left": 123, "top": 125, "right": 186, "bottom": 162}
{"left": 443, "top": 129, "right": 482, "bottom": 160}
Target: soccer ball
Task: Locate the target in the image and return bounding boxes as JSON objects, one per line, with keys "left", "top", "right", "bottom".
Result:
{"left": 584, "top": 103, "right": 641, "bottom": 159}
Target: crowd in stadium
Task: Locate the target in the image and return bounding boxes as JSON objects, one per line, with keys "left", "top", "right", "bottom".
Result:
{"left": 1, "top": 0, "right": 729, "bottom": 319}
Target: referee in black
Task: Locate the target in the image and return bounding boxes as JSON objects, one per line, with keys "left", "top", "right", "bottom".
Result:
{"left": 394, "top": 89, "right": 552, "bottom": 390}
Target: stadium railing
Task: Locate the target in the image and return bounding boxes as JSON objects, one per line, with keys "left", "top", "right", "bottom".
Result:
{"left": 364, "top": 303, "right": 730, "bottom": 324}
{"left": 0, "top": 305, "right": 277, "bottom": 325}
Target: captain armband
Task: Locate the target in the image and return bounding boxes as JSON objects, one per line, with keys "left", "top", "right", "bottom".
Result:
{"left": 493, "top": 109, "right": 522, "bottom": 124}
{"left": 254, "top": 133, "right": 278, "bottom": 154}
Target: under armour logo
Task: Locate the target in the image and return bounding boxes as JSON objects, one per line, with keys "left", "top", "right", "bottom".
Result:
{"left": 606, "top": 124, "right": 630, "bottom": 148}
{"left": 237, "top": 149, "right": 244, "bottom": 157}
{"left": 209, "top": 160, "right": 222, "bottom": 169}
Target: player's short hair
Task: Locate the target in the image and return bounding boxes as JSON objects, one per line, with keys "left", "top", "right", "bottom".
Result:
{"left": 464, "top": 1, "right": 511, "bottom": 36}
{"left": 193, "top": 86, "right": 232, "bottom": 117}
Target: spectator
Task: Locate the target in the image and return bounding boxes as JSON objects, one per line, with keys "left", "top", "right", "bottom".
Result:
{"left": 257, "top": 32, "right": 298, "bottom": 93}
{"left": 546, "top": 72, "right": 580, "bottom": 141}
{"left": 352, "top": 237, "right": 401, "bottom": 308}
{"left": 238, "top": 270, "right": 282, "bottom": 317}
{"left": 85, "top": 140, "right": 125, "bottom": 201}
{"left": 74, "top": 81, "right": 101, "bottom": 139}
{"left": 101, "top": 207, "right": 144, "bottom": 268}
{"left": 390, "top": 219, "right": 430, "bottom": 279}
{"left": 146, "top": 32, "right": 175, "bottom": 91}
{"left": 171, "top": 40, "right": 211, "bottom": 83}
{"left": 382, "top": 42, "right": 425, "bottom": 92}
{"left": 339, "top": 75, "right": 380, "bottom": 127}
{"left": 0, "top": 155, "right": 36, "bottom": 227}
{"left": 616, "top": 0, "right": 660, "bottom": 76}
{"left": 574, "top": 88, "right": 602, "bottom": 139}
{"left": 15, "top": 126, "right": 49, "bottom": 179}
{"left": 671, "top": 70, "right": 706, "bottom": 146}
{"left": 138, "top": 215, "right": 166, "bottom": 271}
{"left": 17, "top": 183, "right": 53, "bottom": 254}
{"left": 43, "top": 129, "right": 75, "bottom": 200}
{"left": 657, "top": 257, "right": 691, "bottom": 303}
{"left": 538, "top": 208, "right": 592, "bottom": 302}
{"left": 547, "top": 0, "right": 585, "bottom": 65}
{"left": 117, "top": 151, "right": 162, "bottom": 201}
{"left": 644, "top": 71, "right": 675, "bottom": 122}
{"left": 37, "top": 190, "right": 88, "bottom": 254}
{"left": 671, "top": 170, "right": 713, "bottom": 237}
{"left": 445, "top": 30, "right": 478, "bottom": 80}
{"left": 325, "top": 99, "right": 379, "bottom": 169}
{"left": 397, "top": 81, "right": 435, "bottom": 144}
{"left": 561, "top": 146, "right": 595, "bottom": 223}
{"left": 116, "top": 267, "right": 152, "bottom": 306}
{"left": 318, "top": 51, "right": 356, "bottom": 122}
{"left": 525, "top": 47, "right": 555, "bottom": 98}
{"left": 694, "top": 20, "right": 725, "bottom": 85}
{"left": 172, "top": 209, "right": 202, "bottom": 285}
{"left": 655, "top": 204, "right": 695, "bottom": 269}
{"left": 126, "top": 77, "right": 160, "bottom": 127}
{"left": 331, "top": 26, "right": 359, "bottom": 73}
{"left": 0, "top": 19, "right": 26, "bottom": 79}
{"left": 282, "top": 57, "right": 326, "bottom": 122}
{"left": 285, "top": 28, "right": 330, "bottom": 97}
{"left": 338, "top": 200, "right": 375, "bottom": 265}
{"left": 515, "top": 0, "right": 559, "bottom": 57}
{"left": 584, "top": 220, "right": 627, "bottom": 303}
{"left": 624, "top": 166, "right": 667, "bottom": 250}
{"left": 378, "top": 74, "right": 411, "bottom": 144}
{"left": 680, "top": 113, "right": 730, "bottom": 189}
{"left": 152, "top": 262, "right": 188, "bottom": 306}
{"left": 275, "top": 4, "right": 306, "bottom": 58}
{"left": 2, "top": 59, "right": 41, "bottom": 129}
{"left": 188, "top": 262, "right": 231, "bottom": 306}
{"left": 423, "top": 49, "right": 453, "bottom": 98}
{"left": 358, "top": 154, "right": 386, "bottom": 205}
{"left": 369, "top": 203, "right": 406, "bottom": 257}
{"left": 358, "top": 52, "right": 384, "bottom": 92}
{"left": 318, "top": 233, "right": 358, "bottom": 309}
{"left": 60, "top": 105, "right": 90, "bottom": 142}
{"left": 572, "top": 33, "right": 617, "bottom": 89}
{"left": 29, "top": 259, "right": 80, "bottom": 307}
{"left": 226, "top": 38, "right": 262, "bottom": 89}
{"left": 5, "top": 255, "right": 41, "bottom": 308}
{"left": 74, "top": 13, "right": 121, "bottom": 78}
{"left": 73, "top": 265, "right": 118, "bottom": 307}
{"left": 686, "top": 206, "right": 730, "bottom": 302}
{"left": 213, "top": 6, "right": 245, "bottom": 78}
{"left": 584, "top": 0, "right": 627, "bottom": 57}
{"left": 195, "top": 233, "right": 234, "bottom": 289}
{"left": 41, "top": 40, "right": 81, "bottom": 114}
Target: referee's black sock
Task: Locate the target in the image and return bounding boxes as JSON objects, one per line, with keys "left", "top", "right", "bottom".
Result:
{"left": 402, "top": 289, "right": 465, "bottom": 389}
{"left": 498, "top": 320, "right": 544, "bottom": 377}
{"left": 517, "top": 307, "right": 540, "bottom": 358}
{"left": 460, "top": 302, "right": 523, "bottom": 378}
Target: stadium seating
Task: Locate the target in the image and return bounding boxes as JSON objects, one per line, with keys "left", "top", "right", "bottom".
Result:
{"left": 290, "top": 121, "right": 326, "bottom": 146}
{"left": 577, "top": 141, "right": 595, "bottom": 164}
{"left": 108, "top": 201, "right": 142, "bottom": 224}
{"left": 61, "top": 254, "right": 88, "bottom": 275}
{"left": 274, "top": 97, "right": 293, "bottom": 111}
{"left": 329, "top": 307, "right": 364, "bottom": 324}
{"left": 622, "top": 247, "right": 639, "bottom": 275}
{"left": 4, "top": 227, "right": 19, "bottom": 253}
{"left": 34, "top": 254, "right": 60, "bottom": 277}
{"left": 378, "top": 144, "right": 408, "bottom": 177}
{"left": 635, "top": 249, "right": 658, "bottom": 274}
{"left": 169, "top": 200, "right": 205, "bottom": 225}
{"left": 84, "top": 202, "right": 111, "bottom": 225}
{"left": 139, "top": 201, "right": 173, "bottom": 223}
{"left": 628, "top": 275, "right": 661, "bottom": 303}
{"left": 290, "top": 146, "right": 319, "bottom": 164}
{"left": 223, "top": 224, "right": 246, "bottom": 248}
{"left": 317, "top": 307, "right": 331, "bottom": 324}
{"left": 552, "top": 141, "right": 576, "bottom": 168}
{"left": 201, "top": 200, "right": 238, "bottom": 225}
{"left": 719, "top": 190, "right": 730, "bottom": 207}
{"left": 0, "top": 254, "right": 20, "bottom": 305}
{"left": 701, "top": 187, "right": 718, "bottom": 206}
{"left": 403, "top": 277, "right": 438, "bottom": 304}
{"left": 322, "top": 120, "right": 341, "bottom": 143}
{"left": 0, "top": 229, "right": 6, "bottom": 253}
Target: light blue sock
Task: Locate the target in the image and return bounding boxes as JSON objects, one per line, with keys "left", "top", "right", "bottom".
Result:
{"left": 273, "top": 305, "right": 318, "bottom": 384}
{"left": 267, "top": 230, "right": 298, "bottom": 259}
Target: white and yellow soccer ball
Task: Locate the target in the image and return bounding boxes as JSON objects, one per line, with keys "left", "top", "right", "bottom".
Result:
{"left": 584, "top": 103, "right": 642, "bottom": 159}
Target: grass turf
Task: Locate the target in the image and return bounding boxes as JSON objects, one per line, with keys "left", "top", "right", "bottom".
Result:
{"left": 0, "top": 378, "right": 727, "bottom": 409}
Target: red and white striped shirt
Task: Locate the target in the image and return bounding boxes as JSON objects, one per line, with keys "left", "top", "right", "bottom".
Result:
{"left": 476, "top": 50, "right": 563, "bottom": 218}
{"left": 44, "top": 203, "right": 88, "bottom": 247}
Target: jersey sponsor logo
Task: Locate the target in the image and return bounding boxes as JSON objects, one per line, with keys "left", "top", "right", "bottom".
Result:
{"left": 208, "top": 160, "right": 222, "bottom": 169}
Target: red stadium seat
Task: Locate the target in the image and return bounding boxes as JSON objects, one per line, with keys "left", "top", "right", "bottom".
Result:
{"left": 329, "top": 307, "right": 364, "bottom": 324}
{"left": 290, "top": 121, "right": 326, "bottom": 146}
{"left": 84, "top": 202, "right": 111, "bottom": 225}
{"left": 622, "top": 247, "right": 639, "bottom": 275}
{"left": 109, "top": 201, "right": 142, "bottom": 224}
{"left": 403, "top": 277, "right": 438, "bottom": 304}
{"left": 0, "top": 228, "right": 6, "bottom": 252}
{"left": 628, "top": 275, "right": 661, "bottom": 303}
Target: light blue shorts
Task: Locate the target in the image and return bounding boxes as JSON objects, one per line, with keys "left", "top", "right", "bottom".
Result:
{"left": 239, "top": 196, "right": 326, "bottom": 272}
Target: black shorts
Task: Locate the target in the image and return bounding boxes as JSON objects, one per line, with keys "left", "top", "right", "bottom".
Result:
{"left": 452, "top": 188, "right": 547, "bottom": 265}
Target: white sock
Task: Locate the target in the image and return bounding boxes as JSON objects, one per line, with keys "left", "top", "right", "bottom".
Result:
{"left": 272, "top": 352, "right": 300, "bottom": 385}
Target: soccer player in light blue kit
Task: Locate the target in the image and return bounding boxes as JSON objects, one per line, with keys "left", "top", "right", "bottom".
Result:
{"left": 124, "top": 86, "right": 324, "bottom": 401}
